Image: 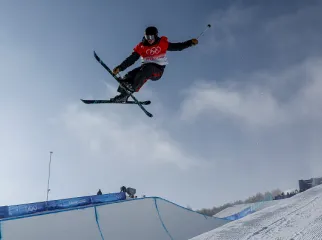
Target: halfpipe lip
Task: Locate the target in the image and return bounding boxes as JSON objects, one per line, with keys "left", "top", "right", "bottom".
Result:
{"left": 152, "top": 197, "right": 228, "bottom": 220}
{"left": 0, "top": 196, "right": 228, "bottom": 222}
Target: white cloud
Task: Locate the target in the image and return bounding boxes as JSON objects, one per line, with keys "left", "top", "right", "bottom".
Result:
{"left": 55, "top": 95, "right": 203, "bottom": 171}
{"left": 291, "top": 59, "right": 322, "bottom": 120}
{"left": 179, "top": 57, "right": 322, "bottom": 129}
{"left": 203, "top": 3, "right": 258, "bottom": 51}
{"left": 204, "top": 1, "right": 322, "bottom": 58}
{"left": 179, "top": 80, "right": 286, "bottom": 127}
{"left": 264, "top": 1, "right": 322, "bottom": 51}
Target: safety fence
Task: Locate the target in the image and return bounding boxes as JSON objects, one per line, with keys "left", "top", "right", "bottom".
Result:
{"left": 222, "top": 193, "right": 274, "bottom": 221}
{"left": 0, "top": 197, "right": 230, "bottom": 240}
{"left": 0, "top": 192, "right": 125, "bottom": 220}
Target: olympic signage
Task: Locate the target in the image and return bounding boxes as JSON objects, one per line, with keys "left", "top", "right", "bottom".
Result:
{"left": 1, "top": 192, "right": 126, "bottom": 219}
{"left": 146, "top": 46, "right": 161, "bottom": 55}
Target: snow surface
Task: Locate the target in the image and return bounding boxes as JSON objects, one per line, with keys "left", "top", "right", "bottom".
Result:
{"left": 1, "top": 186, "right": 322, "bottom": 239}
{"left": 214, "top": 204, "right": 253, "bottom": 218}
{"left": 190, "top": 184, "right": 322, "bottom": 240}
{"left": 214, "top": 200, "right": 282, "bottom": 218}
{"left": 0, "top": 197, "right": 229, "bottom": 240}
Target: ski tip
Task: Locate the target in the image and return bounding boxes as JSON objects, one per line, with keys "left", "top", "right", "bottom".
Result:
{"left": 93, "top": 51, "right": 99, "bottom": 60}
{"left": 80, "top": 99, "right": 88, "bottom": 104}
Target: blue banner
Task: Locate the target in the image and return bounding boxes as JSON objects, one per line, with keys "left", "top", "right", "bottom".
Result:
{"left": 46, "top": 197, "right": 91, "bottom": 211}
{"left": 0, "top": 206, "right": 8, "bottom": 218}
{"left": 223, "top": 194, "right": 274, "bottom": 221}
{"left": 223, "top": 207, "right": 253, "bottom": 221}
{"left": 8, "top": 202, "right": 47, "bottom": 217}
{"left": 90, "top": 193, "right": 125, "bottom": 204}
{"left": 1, "top": 192, "right": 126, "bottom": 219}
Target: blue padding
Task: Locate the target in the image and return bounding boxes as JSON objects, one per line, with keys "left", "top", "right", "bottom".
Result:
{"left": 94, "top": 206, "right": 105, "bottom": 240}
{"left": 0, "top": 192, "right": 125, "bottom": 220}
{"left": 222, "top": 195, "right": 274, "bottom": 221}
{"left": 222, "top": 206, "right": 253, "bottom": 221}
{"left": 154, "top": 198, "right": 173, "bottom": 240}
{"left": 0, "top": 207, "right": 7, "bottom": 219}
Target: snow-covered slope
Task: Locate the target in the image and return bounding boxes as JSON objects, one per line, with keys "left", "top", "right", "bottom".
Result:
{"left": 0, "top": 197, "right": 230, "bottom": 240}
{"left": 190, "top": 184, "right": 322, "bottom": 240}
{"left": 214, "top": 200, "right": 283, "bottom": 218}
{"left": 214, "top": 204, "right": 252, "bottom": 218}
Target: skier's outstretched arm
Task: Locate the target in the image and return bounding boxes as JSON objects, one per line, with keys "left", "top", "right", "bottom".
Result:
{"left": 114, "top": 51, "right": 140, "bottom": 74}
{"left": 167, "top": 39, "right": 198, "bottom": 51}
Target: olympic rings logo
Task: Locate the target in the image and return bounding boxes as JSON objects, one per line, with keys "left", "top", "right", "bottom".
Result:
{"left": 146, "top": 46, "right": 161, "bottom": 55}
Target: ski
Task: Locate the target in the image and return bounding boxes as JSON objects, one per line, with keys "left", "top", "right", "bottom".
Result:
{"left": 81, "top": 99, "right": 151, "bottom": 105}
{"left": 93, "top": 51, "right": 153, "bottom": 118}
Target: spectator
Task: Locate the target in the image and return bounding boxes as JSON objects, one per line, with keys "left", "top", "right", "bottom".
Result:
{"left": 120, "top": 186, "right": 127, "bottom": 193}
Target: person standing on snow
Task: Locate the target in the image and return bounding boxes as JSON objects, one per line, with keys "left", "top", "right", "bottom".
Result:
{"left": 110, "top": 26, "right": 198, "bottom": 102}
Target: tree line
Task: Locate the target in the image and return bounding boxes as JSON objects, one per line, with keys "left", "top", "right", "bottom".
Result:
{"left": 195, "top": 189, "right": 282, "bottom": 217}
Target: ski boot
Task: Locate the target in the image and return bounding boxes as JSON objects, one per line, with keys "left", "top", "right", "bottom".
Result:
{"left": 109, "top": 83, "right": 135, "bottom": 103}
{"left": 109, "top": 92, "right": 130, "bottom": 103}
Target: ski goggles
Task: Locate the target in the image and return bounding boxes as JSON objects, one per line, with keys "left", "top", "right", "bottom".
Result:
{"left": 145, "top": 34, "right": 155, "bottom": 40}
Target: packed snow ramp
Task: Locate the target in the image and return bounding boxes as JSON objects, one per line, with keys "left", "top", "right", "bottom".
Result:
{"left": 190, "top": 184, "right": 322, "bottom": 240}
{"left": 214, "top": 199, "right": 281, "bottom": 220}
{"left": 0, "top": 197, "right": 230, "bottom": 240}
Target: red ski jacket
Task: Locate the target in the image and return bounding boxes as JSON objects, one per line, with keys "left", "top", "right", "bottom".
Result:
{"left": 116, "top": 36, "right": 194, "bottom": 71}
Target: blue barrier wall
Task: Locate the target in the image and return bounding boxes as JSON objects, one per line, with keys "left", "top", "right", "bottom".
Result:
{"left": 250, "top": 193, "right": 273, "bottom": 212}
{"left": 0, "top": 192, "right": 126, "bottom": 219}
{"left": 0, "top": 206, "right": 8, "bottom": 218}
{"left": 222, "top": 207, "right": 253, "bottom": 221}
{"left": 222, "top": 194, "right": 274, "bottom": 221}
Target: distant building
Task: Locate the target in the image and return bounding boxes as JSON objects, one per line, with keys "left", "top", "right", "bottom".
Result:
{"left": 299, "top": 177, "right": 322, "bottom": 192}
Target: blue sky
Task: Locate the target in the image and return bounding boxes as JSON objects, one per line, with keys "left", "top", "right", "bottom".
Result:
{"left": 1, "top": 0, "right": 322, "bottom": 210}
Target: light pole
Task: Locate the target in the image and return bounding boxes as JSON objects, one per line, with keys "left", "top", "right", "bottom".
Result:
{"left": 46, "top": 151, "right": 53, "bottom": 202}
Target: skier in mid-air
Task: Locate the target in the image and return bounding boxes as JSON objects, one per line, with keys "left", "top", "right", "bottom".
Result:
{"left": 110, "top": 26, "right": 199, "bottom": 102}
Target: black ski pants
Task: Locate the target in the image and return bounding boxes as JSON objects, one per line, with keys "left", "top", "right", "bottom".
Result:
{"left": 118, "top": 63, "right": 165, "bottom": 93}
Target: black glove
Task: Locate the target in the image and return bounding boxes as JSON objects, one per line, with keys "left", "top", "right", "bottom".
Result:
{"left": 113, "top": 67, "right": 121, "bottom": 75}
{"left": 191, "top": 38, "right": 198, "bottom": 46}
